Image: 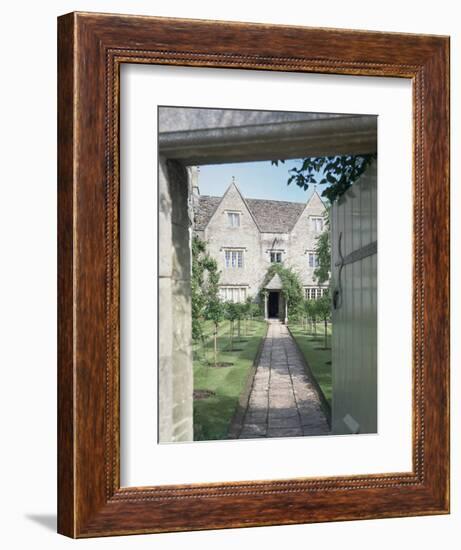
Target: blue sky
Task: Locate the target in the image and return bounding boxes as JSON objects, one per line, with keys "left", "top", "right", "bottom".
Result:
{"left": 197, "top": 159, "right": 330, "bottom": 204}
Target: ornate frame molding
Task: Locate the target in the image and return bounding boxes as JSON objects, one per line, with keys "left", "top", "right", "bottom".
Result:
{"left": 58, "top": 12, "right": 449, "bottom": 537}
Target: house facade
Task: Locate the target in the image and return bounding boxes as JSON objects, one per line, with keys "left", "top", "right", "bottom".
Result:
{"left": 192, "top": 175, "right": 329, "bottom": 321}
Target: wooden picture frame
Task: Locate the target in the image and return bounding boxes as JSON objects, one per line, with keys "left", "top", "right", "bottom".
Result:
{"left": 57, "top": 12, "right": 450, "bottom": 537}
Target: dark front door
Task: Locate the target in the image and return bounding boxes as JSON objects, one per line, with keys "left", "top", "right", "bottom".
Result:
{"left": 268, "top": 291, "right": 279, "bottom": 318}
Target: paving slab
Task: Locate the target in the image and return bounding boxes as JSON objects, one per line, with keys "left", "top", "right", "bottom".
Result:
{"left": 238, "top": 320, "right": 330, "bottom": 440}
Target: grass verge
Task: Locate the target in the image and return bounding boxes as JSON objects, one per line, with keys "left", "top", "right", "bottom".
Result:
{"left": 193, "top": 319, "right": 266, "bottom": 441}
{"left": 288, "top": 322, "right": 332, "bottom": 406}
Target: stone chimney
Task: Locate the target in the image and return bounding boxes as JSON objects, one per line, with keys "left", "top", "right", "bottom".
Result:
{"left": 190, "top": 166, "right": 200, "bottom": 197}
{"left": 187, "top": 166, "right": 200, "bottom": 228}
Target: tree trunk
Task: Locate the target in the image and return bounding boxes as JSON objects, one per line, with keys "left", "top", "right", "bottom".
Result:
{"left": 214, "top": 323, "right": 218, "bottom": 367}
{"left": 324, "top": 318, "right": 328, "bottom": 349}
{"left": 202, "top": 334, "right": 207, "bottom": 364}
{"left": 229, "top": 321, "right": 233, "bottom": 351}
{"left": 237, "top": 318, "right": 241, "bottom": 340}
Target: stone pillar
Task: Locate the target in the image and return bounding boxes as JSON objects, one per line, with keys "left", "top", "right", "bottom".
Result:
{"left": 158, "top": 155, "right": 173, "bottom": 443}
{"left": 264, "top": 292, "right": 268, "bottom": 320}
{"left": 158, "top": 156, "right": 193, "bottom": 442}
{"left": 284, "top": 299, "right": 288, "bottom": 325}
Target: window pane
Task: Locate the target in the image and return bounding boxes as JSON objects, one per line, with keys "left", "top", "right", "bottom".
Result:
{"left": 225, "top": 249, "right": 243, "bottom": 268}
{"left": 227, "top": 212, "right": 240, "bottom": 227}
{"left": 308, "top": 253, "right": 319, "bottom": 267}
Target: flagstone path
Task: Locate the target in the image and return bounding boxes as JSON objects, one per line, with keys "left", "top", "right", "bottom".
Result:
{"left": 239, "top": 320, "right": 330, "bottom": 439}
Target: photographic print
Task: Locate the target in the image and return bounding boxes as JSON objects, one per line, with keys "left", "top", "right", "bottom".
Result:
{"left": 57, "top": 13, "right": 449, "bottom": 536}
{"left": 158, "top": 106, "right": 377, "bottom": 443}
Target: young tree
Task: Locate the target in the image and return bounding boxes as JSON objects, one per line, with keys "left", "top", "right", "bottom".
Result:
{"left": 191, "top": 237, "right": 208, "bottom": 343}
{"left": 243, "top": 296, "right": 253, "bottom": 336}
{"left": 305, "top": 298, "right": 313, "bottom": 333}
{"left": 236, "top": 302, "right": 246, "bottom": 340}
{"left": 224, "top": 301, "right": 240, "bottom": 351}
{"left": 314, "top": 210, "right": 331, "bottom": 286}
{"left": 302, "top": 298, "right": 311, "bottom": 334}
{"left": 316, "top": 292, "right": 332, "bottom": 349}
{"left": 246, "top": 300, "right": 260, "bottom": 333}
{"left": 201, "top": 251, "right": 223, "bottom": 368}
{"left": 204, "top": 297, "right": 225, "bottom": 367}
{"left": 305, "top": 298, "right": 319, "bottom": 336}
{"left": 251, "top": 302, "right": 260, "bottom": 319}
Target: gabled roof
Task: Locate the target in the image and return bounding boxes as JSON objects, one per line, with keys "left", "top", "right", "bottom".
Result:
{"left": 193, "top": 195, "right": 221, "bottom": 231}
{"left": 194, "top": 193, "right": 310, "bottom": 233}
{"left": 245, "top": 198, "right": 305, "bottom": 233}
{"left": 290, "top": 189, "right": 326, "bottom": 231}
{"left": 264, "top": 273, "right": 283, "bottom": 290}
{"left": 198, "top": 181, "right": 263, "bottom": 232}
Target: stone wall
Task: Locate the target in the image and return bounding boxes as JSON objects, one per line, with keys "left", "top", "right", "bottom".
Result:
{"left": 159, "top": 107, "right": 377, "bottom": 165}
{"left": 158, "top": 156, "right": 193, "bottom": 443}
{"left": 200, "top": 185, "right": 328, "bottom": 300}
{"left": 203, "top": 183, "right": 261, "bottom": 296}
{"left": 287, "top": 192, "right": 328, "bottom": 286}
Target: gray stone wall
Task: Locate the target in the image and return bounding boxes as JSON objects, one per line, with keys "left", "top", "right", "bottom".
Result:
{"left": 158, "top": 156, "right": 193, "bottom": 443}
{"left": 203, "top": 184, "right": 262, "bottom": 295}
{"left": 159, "top": 107, "right": 377, "bottom": 165}
{"left": 199, "top": 185, "right": 328, "bottom": 300}
{"left": 287, "top": 192, "right": 328, "bottom": 286}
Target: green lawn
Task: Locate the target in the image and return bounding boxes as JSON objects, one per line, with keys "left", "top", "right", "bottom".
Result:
{"left": 193, "top": 319, "right": 267, "bottom": 441}
{"left": 288, "top": 322, "right": 332, "bottom": 406}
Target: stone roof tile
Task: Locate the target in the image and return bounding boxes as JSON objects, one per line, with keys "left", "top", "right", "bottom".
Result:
{"left": 194, "top": 195, "right": 306, "bottom": 233}
{"left": 193, "top": 195, "right": 221, "bottom": 230}
{"left": 246, "top": 198, "right": 305, "bottom": 233}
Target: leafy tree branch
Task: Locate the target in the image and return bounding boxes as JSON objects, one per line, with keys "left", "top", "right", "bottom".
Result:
{"left": 272, "top": 154, "right": 376, "bottom": 203}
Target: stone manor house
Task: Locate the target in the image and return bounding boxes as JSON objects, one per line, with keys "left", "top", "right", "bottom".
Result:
{"left": 192, "top": 173, "right": 329, "bottom": 321}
